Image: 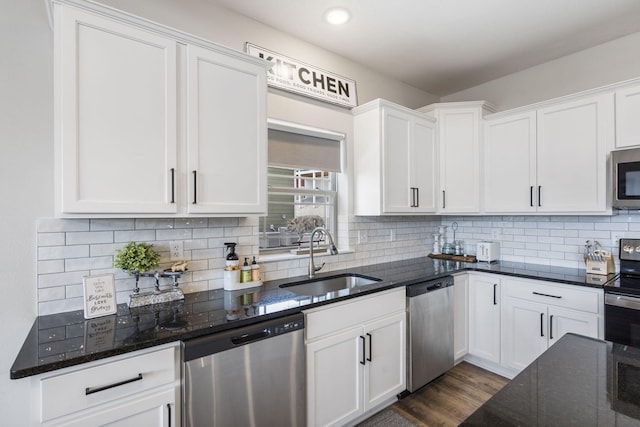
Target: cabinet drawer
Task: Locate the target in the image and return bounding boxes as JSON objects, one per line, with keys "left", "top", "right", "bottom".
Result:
{"left": 37, "top": 345, "right": 177, "bottom": 422}
{"left": 505, "top": 278, "right": 601, "bottom": 314}
{"left": 304, "top": 287, "right": 405, "bottom": 341}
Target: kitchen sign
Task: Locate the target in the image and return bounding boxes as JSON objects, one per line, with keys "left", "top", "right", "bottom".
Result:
{"left": 82, "top": 274, "right": 117, "bottom": 319}
{"left": 246, "top": 43, "right": 358, "bottom": 108}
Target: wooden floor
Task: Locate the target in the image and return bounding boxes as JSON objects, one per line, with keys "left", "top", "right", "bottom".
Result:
{"left": 385, "top": 362, "right": 509, "bottom": 426}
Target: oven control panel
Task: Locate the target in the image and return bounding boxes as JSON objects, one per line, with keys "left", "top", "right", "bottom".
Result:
{"left": 620, "top": 238, "right": 640, "bottom": 261}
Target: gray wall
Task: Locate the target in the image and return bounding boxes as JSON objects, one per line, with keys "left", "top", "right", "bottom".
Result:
{"left": 441, "top": 31, "right": 640, "bottom": 111}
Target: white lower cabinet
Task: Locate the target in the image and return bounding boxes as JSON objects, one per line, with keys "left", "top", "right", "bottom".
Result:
{"left": 502, "top": 277, "right": 601, "bottom": 372}
{"left": 31, "top": 343, "right": 180, "bottom": 427}
{"left": 304, "top": 288, "right": 406, "bottom": 427}
{"left": 468, "top": 274, "right": 501, "bottom": 364}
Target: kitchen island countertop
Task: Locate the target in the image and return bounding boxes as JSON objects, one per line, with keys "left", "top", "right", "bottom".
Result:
{"left": 10, "top": 257, "right": 614, "bottom": 379}
{"left": 462, "top": 333, "right": 640, "bottom": 426}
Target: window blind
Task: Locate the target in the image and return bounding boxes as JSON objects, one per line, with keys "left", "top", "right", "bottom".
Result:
{"left": 268, "top": 129, "right": 342, "bottom": 172}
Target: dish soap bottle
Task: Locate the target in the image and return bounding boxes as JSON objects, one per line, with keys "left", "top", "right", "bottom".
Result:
{"left": 225, "top": 243, "right": 239, "bottom": 269}
{"left": 251, "top": 256, "right": 260, "bottom": 282}
{"left": 240, "top": 258, "right": 251, "bottom": 283}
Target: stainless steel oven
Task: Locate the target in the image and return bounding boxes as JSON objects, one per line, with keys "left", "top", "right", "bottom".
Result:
{"left": 612, "top": 148, "right": 640, "bottom": 209}
{"left": 605, "top": 238, "right": 640, "bottom": 346}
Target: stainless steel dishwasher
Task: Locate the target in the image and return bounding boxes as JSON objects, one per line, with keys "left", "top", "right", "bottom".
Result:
{"left": 183, "top": 313, "right": 305, "bottom": 427}
{"left": 406, "top": 275, "right": 454, "bottom": 392}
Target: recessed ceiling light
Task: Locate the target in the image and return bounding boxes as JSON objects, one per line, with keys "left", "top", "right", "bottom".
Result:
{"left": 324, "top": 8, "right": 351, "bottom": 25}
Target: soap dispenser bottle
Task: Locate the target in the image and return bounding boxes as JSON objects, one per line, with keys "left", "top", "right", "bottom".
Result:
{"left": 251, "top": 256, "right": 260, "bottom": 282}
{"left": 240, "top": 258, "right": 251, "bottom": 283}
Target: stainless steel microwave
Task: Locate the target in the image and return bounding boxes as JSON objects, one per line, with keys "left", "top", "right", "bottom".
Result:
{"left": 613, "top": 148, "right": 640, "bottom": 208}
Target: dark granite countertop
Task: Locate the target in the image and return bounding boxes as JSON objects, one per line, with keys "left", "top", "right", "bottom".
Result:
{"left": 10, "top": 257, "right": 614, "bottom": 379}
{"left": 462, "top": 333, "right": 640, "bottom": 426}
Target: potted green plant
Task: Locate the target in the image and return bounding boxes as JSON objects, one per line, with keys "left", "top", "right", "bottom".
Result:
{"left": 114, "top": 241, "right": 160, "bottom": 275}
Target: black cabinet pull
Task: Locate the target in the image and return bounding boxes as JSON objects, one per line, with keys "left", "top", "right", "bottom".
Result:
{"left": 540, "top": 313, "right": 544, "bottom": 337}
{"left": 170, "top": 168, "right": 175, "bottom": 204}
{"left": 530, "top": 186, "right": 534, "bottom": 207}
{"left": 532, "top": 291, "right": 562, "bottom": 299}
{"left": 415, "top": 188, "right": 419, "bottom": 207}
{"left": 360, "top": 335, "right": 366, "bottom": 365}
{"left": 192, "top": 170, "right": 197, "bottom": 204}
{"left": 442, "top": 190, "right": 446, "bottom": 209}
{"left": 410, "top": 187, "right": 416, "bottom": 207}
{"left": 550, "top": 315, "right": 554, "bottom": 340}
{"left": 493, "top": 283, "right": 497, "bottom": 305}
{"left": 366, "top": 333, "right": 372, "bottom": 362}
{"left": 85, "top": 373, "right": 143, "bottom": 395}
{"left": 538, "top": 186, "right": 542, "bottom": 207}
{"left": 168, "top": 403, "right": 172, "bottom": 427}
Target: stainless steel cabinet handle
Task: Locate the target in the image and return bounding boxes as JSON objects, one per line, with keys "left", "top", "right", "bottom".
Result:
{"left": 366, "top": 333, "right": 372, "bottom": 362}
{"left": 532, "top": 291, "right": 562, "bottom": 299}
{"left": 493, "top": 284, "right": 497, "bottom": 305}
{"left": 85, "top": 373, "right": 143, "bottom": 395}
{"left": 550, "top": 315, "right": 554, "bottom": 340}
{"left": 192, "top": 170, "right": 197, "bottom": 204}
{"left": 170, "top": 168, "right": 175, "bottom": 204}
{"left": 360, "top": 335, "right": 366, "bottom": 365}
{"left": 540, "top": 313, "right": 544, "bottom": 337}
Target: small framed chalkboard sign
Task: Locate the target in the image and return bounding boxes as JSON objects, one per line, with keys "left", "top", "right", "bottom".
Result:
{"left": 82, "top": 274, "right": 117, "bottom": 319}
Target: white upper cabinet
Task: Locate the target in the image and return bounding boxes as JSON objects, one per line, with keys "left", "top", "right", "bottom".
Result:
{"left": 51, "top": 1, "right": 269, "bottom": 217}
{"left": 353, "top": 99, "right": 437, "bottom": 215}
{"left": 615, "top": 83, "right": 640, "bottom": 148}
{"left": 54, "top": 6, "right": 178, "bottom": 214}
{"left": 484, "top": 112, "right": 537, "bottom": 213}
{"left": 483, "top": 93, "right": 613, "bottom": 214}
{"left": 536, "top": 93, "right": 613, "bottom": 213}
{"left": 419, "top": 102, "right": 495, "bottom": 214}
{"left": 186, "top": 45, "right": 267, "bottom": 215}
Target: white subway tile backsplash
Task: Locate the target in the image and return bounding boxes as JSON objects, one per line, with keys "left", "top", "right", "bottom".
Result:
{"left": 35, "top": 213, "right": 640, "bottom": 316}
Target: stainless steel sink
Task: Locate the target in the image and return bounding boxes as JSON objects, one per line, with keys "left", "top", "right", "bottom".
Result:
{"left": 279, "top": 274, "right": 381, "bottom": 296}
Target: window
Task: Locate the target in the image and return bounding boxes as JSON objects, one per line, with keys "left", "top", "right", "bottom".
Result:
{"left": 260, "top": 120, "right": 343, "bottom": 254}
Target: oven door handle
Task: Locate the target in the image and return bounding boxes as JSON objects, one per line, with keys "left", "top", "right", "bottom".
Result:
{"left": 606, "top": 293, "right": 640, "bottom": 310}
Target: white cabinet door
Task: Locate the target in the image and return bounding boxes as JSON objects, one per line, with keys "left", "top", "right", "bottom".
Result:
{"left": 383, "top": 108, "right": 413, "bottom": 213}
{"left": 502, "top": 298, "right": 548, "bottom": 372}
{"left": 548, "top": 306, "right": 599, "bottom": 346}
{"left": 186, "top": 44, "right": 267, "bottom": 215}
{"left": 438, "top": 107, "right": 482, "bottom": 213}
{"left": 56, "top": 389, "right": 175, "bottom": 427}
{"left": 453, "top": 274, "right": 469, "bottom": 361}
{"left": 615, "top": 84, "right": 640, "bottom": 148}
{"left": 484, "top": 112, "right": 537, "bottom": 213}
{"left": 306, "top": 326, "right": 363, "bottom": 427}
{"left": 55, "top": 6, "right": 177, "bottom": 214}
{"left": 468, "top": 275, "right": 501, "bottom": 364}
{"left": 364, "top": 312, "right": 406, "bottom": 411}
{"left": 411, "top": 118, "right": 438, "bottom": 213}
{"left": 536, "top": 93, "right": 613, "bottom": 213}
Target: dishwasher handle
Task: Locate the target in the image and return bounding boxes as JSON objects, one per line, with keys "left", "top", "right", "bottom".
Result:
{"left": 231, "top": 330, "right": 271, "bottom": 345}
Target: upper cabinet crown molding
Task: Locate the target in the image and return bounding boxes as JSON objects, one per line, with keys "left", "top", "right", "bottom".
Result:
{"left": 50, "top": 0, "right": 270, "bottom": 217}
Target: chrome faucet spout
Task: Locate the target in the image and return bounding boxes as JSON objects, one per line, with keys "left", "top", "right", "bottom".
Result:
{"left": 308, "top": 227, "right": 338, "bottom": 279}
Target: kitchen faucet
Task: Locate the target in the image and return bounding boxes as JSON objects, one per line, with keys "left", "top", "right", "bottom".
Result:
{"left": 308, "top": 227, "right": 338, "bottom": 278}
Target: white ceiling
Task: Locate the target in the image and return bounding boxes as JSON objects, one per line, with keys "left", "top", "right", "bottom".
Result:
{"left": 210, "top": 0, "right": 640, "bottom": 96}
